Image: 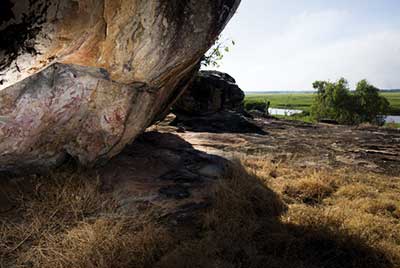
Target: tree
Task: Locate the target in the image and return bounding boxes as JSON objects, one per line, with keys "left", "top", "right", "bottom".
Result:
{"left": 311, "top": 78, "right": 357, "bottom": 124}
{"left": 311, "top": 78, "right": 390, "bottom": 125}
{"left": 201, "top": 37, "right": 235, "bottom": 68}
{"left": 355, "top": 80, "right": 390, "bottom": 125}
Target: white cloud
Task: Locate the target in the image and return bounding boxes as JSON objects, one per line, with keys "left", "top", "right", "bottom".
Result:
{"left": 209, "top": 4, "right": 400, "bottom": 91}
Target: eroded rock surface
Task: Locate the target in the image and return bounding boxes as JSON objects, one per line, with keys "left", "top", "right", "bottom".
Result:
{"left": 171, "top": 70, "right": 264, "bottom": 134}
{"left": 0, "top": 0, "right": 240, "bottom": 171}
{"left": 156, "top": 116, "right": 400, "bottom": 175}
{"left": 0, "top": 63, "right": 155, "bottom": 172}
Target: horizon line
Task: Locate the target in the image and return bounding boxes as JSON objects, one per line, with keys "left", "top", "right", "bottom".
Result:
{"left": 244, "top": 88, "right": 400, "bottom": 93}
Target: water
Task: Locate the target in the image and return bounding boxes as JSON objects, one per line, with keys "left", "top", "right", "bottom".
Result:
{"left": 268, "top": 108, "right": 400, "bottom": 124}
{"left": 385, "top": 115, "right": 400, "bottom": 124}
{"left": 268, "top": 108, "right": 303, "bottom": 116}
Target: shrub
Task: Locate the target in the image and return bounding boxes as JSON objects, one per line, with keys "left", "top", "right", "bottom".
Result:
{"left": 244, "top": 100, "right": 269, "bottom": 113}
{"left": 311, "top": 78, "right": 390, "bottom": 125}
{"left": 355, "top": 80, "right": 391, "bottom": 125}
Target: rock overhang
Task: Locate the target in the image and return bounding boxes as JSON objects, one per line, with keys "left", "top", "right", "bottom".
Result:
{"left": 0, "top": 0, "right": 241, "bottom": 172}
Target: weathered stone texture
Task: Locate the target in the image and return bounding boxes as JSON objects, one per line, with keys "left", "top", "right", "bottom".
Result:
{"left": 0, "top": 0, "right": 240, "bottom": 171}
{"left": 174, "top": 70, "right": 245, "bottom": 115}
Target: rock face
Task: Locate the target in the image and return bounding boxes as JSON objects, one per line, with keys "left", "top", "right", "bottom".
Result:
{"left": 171, "top": 70, "right": 264, "bottom": 134}
{"left": 174, "top": 70, "right": 245, "bottom": 115}
{"left": 0, "top": 0, "right": 240, "bottom": 172}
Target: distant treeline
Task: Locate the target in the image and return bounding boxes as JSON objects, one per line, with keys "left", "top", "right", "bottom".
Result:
{"left": 246, "top": 89, "right": 400, "bottom": 94}
{"left": 245, "top": 91, "right": 314, "bottom": 94}
{"left": 380, "top": 89, "right": 400, "bottom": 92}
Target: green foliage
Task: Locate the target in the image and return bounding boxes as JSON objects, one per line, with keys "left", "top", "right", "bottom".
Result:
{"left": 311, "top": 78, "right": 390, "bottom": 125}
{"left": 245, "top": 93, "right": 314, "bottom": 112}
{"left": 355, "top": 80, "right": 390, "bottom": 124}
{"left": 244, "top": 98, "right": 269, "bottom": 113}
{"left": 382, "top": 92, "right": 400, "bottom": 115}
{"left": 245, "top": 92, "right": 400, "bottom": 115}
{"left": 385, "top": 122, "right": 400, "bottom": 129}
{"left": 244, "top": 92, "right": 400, "bottom": 125}
{"left": 202, "top": 38, "right": 235, "bottom": 68}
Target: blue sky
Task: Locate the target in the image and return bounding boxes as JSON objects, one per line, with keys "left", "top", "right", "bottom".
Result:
{"left": 210, "top": 0, "right": 400, "bottom": 91}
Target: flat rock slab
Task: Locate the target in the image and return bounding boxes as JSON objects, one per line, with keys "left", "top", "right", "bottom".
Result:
{"left": 157, "top": 116, "right": 400, "bottom": 175}
{"left": 97, "top": 131, "right": 228, "bottom": 223}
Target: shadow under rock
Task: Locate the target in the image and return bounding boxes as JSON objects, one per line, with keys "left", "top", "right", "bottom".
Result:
{"left": 171, "top": 111, "right": 267, "bottom": 135}
{"left": 0, "top": 132, "right": 394, "bottom": 268}
{"left": 156, "top": 160, "right": 394, "bottom": 268}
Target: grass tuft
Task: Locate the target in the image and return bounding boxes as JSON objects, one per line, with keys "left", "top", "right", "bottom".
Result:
{"left": 1, "top": 157, "right": 399, "bottom": 268}
{"left": 284, "top": 178, "right": 334, "bottom": 205}
{"left": 0, "top": 169, "right": 171, "bottom": 268}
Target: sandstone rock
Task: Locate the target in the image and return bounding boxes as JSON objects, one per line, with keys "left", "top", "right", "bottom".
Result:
{"left": 170, "top": 116, "right": 400, "bottom": 175}
{"left": 174, "top": 70, "right": 245, "bottom": 116}
{"left": 171, "top": 71, "right": 263, "bottom": 134}
{"left": 0, "top": 0, "right": 240, "bottom": 172}
{"left": 0, "top": 63, "right": 154, "bottom": 172}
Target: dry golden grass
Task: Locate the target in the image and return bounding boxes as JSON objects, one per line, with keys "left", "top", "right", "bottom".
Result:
{"left": 25, "top": 219, "right": 170, "bottom": 268}
{"left": 241, "top": 155, "right": 400, "bottom": 268}
{"left": 156, "top": 161, "right": 288, "bottom": 268}
{"left": 283, "top": 177, "right": 334, "bottom": 204}
{"left": 0, "top": 168, "right": 171, "bottom": 268}
{"left": 1, "top": 157, "right": 399, "bottom": 268}
{"left": 334, "top": 183, "right": 379, "bottom": 200}
{"left": 158, "top": 159, "right": 396, "bottom": 268}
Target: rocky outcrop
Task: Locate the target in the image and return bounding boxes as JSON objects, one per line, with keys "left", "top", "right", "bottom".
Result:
{"left": 0, "top": 0, "right": 240, "bottom": 172}
{"left": 171, "top": 70, "right": 264, "bottom": 134}
{"left": 174, "top": 70, "right": 245, "bottom": 115}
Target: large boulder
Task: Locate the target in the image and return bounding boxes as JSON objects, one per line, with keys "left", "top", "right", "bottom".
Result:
{"left": 174, "top": 70, "right": 245, "bottom": 115}
{"left": 0, "top": 0, "right": 240, "bottom": 172}
{"left": 171, "top": 70, "right": 265, "bottom": 134}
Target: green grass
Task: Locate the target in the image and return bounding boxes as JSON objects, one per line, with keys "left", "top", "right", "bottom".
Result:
{"left": 244, "top": 93, "right": 314, "bottom": 112}
{"left": 382, "top": 92, "right": 400, "bottom": 115}
{"left": 245, "top": 92, "right": 400, "bottom": 115}
{"left": 274, "top": 114, "right": 314, "bottom": 123}
{"left": 385, "top": 122, "right": 400, "bottom": 129}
